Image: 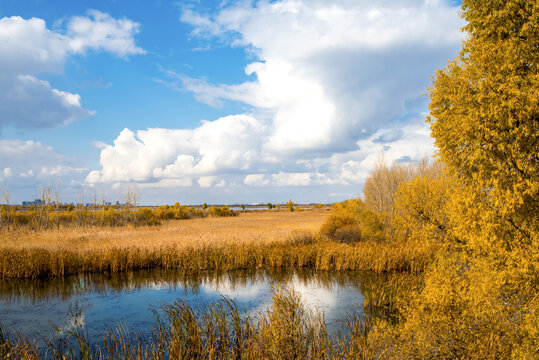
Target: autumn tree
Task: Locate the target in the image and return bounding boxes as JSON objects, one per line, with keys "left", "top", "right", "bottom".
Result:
{"left": 393, "top": 174, "right": 452, "bottom": 244}
{"left": 388, "top": 1, "right": 539, "bottom": 358}
{"left": 428, "top": 0, "right": 538, "bottom": 243}
{"left": 286, "top": 199, "right": 294, "bottom": 212}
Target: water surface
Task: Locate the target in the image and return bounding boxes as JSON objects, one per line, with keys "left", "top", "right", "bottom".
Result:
{"left": 0, "top": 268, "right": 385, "bottom": 341}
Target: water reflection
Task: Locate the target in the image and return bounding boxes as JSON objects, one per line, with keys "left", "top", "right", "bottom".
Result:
{"left": 0, "top": 268, "right": 402, "bottom": 340}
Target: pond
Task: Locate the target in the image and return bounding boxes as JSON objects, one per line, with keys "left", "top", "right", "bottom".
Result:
{"left": 0, "top": 268, "right": 391, "bottom": 344}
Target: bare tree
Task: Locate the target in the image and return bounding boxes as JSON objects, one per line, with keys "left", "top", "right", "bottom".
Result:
{"left": 0, "top": 181, "right": 10, "bottom": 231}
{"left": 78, "top": 186, "right": 85, "bottom": 227}
{"left": 123, "top": 185, "right": 139, "bottom": 226}
{"left": 363, "top": 153, "right": 412, "bottom": 215}
{"left": 39, "top": 186, "right": 52, "bottom": 230}
{"left": 55, "top": 185, "right": 60, "bottom": 230}
{"left": 100, "top": 190, "right": 106, "bottom": 227}
{"left": 363, "top": 153, "right": 445, "bottom": 216}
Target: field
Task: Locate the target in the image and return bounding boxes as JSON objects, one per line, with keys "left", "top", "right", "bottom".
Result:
{"left": 0, "top": 210, "right": 326, "bottom": 251}
{"left": 0, "top": 210, "right": 434, "bottom": 279}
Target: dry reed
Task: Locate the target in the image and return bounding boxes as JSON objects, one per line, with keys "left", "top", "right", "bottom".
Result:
{"left": 0, "top": 212, "right": 435, "bottom": 279}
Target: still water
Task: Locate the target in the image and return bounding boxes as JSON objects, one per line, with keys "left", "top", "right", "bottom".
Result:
{"left": 0, "top": 268, "right": 379, "bottom": 340}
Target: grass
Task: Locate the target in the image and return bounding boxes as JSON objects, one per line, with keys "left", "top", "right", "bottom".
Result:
{"left": 0, "top": 211, "right": 436, "bottom": 279}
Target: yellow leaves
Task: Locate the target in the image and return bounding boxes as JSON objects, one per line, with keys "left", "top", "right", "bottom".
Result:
{"left": 393, "top": 174, "right": 453, "bottom": 245}
{"left": 428, "top": 0, "right": 538, "bottom": 251}
{"left": 385, "top": 1, "right": 539, "bottom": 357}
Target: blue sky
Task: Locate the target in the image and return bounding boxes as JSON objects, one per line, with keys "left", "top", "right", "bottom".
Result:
{"left": 0, "top": 0, "right": 464, "bottom": 205}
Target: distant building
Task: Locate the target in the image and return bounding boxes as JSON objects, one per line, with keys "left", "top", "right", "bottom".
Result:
{"left": 22, "top": 199, "right": 43, "bottom": 206}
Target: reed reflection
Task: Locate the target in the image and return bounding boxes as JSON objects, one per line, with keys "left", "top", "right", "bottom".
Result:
{"left": 0, "top": 268, "right": 416, "bottom": 319}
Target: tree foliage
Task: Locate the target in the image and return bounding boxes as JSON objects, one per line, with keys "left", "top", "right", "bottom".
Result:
{"left": 428, "top": 0, "right": 539, "bottom": 241}
{"left": 389, "top": 1, "right": 539, "bottom": 358}
{"left": 393, "top": 174, "right": 452, "bottom": 245}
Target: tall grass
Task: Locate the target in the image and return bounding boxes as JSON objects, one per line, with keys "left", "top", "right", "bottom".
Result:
{"left": 0, "top": 236, "right": 434, "bottom": 279}
{"left": 0, "top": 212, "right": 435, "bottom": 279}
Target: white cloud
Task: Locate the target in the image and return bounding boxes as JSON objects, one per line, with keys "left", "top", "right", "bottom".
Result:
{"left": 3, "top": 168, "right": 13, "bottom": 177}
{"left": 198, "top": 176, "right": 227, "bottom": 188}
{"left": 0, "top": 11, "right": 144, "bottom": 130}
{"left": 66, "top": 10, "right": 145, "bottom": 57}
{"left": 243, "top": 174, "right": 269, "bottom": 187}
{"left": 0, "top": 139, "right": 86, "bottom": 186}
{"left": 0, "top": 11, "right": 144, "bottom": 75}
{"left": 176, "top": 0, "right": 463, "bottom": 153}
{"left": 0, "top": 75, "right": 94, "bottom": 129}
{"left": 198, "top": 176, "right": 215, "bottom": 187}
{"left": 91, "top": 0, "right": 462, "bottom": 200}
{"left": 137, "top": 178, "right": 193, "bottom": 189}
{"left": 271, "top": 172, "right": 312, "bottom": 186}
{"left": 87, "top": 114, "right": 265, "bottom": 183}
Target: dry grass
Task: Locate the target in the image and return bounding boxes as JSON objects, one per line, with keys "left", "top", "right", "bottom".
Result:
{"left": 0, "top": 211, "right": 435, "bottom": 279}
{"left": 0, "top": 211, "right": 326, "bottom": 251}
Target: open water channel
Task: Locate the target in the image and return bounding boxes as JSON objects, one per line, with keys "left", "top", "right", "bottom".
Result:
{"left": 0, "top": 268, "right": 386, "bottom": 344}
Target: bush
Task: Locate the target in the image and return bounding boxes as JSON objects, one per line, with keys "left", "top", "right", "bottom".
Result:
{"left": 320, "top": 199, "right": 387, "bottom": 242}
{"left": 208, "top": 205, "right": 236, "bottom": 217}
{"left": 333, "top": 225, "right": 363, "bottom": 243}
{"left": 319, "top": 199, "right": 362, "bottom": 237}
{"left": 358, "top": 208, "right": 386, "bottom": 242}
{"left": 286, "top": 199, "right": 294, "bottom": 212}
{"left": 136, "top": 208, "right": 161, "bottom": 226}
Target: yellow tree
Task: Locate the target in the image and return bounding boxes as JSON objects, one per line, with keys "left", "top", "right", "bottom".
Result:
{"left": 385, "top": 1, "right": 539, "bottom": 358}
{"left": 428, "top": 0, "right": 538, "bottom": 244}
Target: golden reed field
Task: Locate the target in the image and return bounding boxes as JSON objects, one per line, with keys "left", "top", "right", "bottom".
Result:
{"left": 0, "top": 211, "right": 327, "bottom": 251}
{"left": 0, "top": 210, "right": 434, "bottom": 279}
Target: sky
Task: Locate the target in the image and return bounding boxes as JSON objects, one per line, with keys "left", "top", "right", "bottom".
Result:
{"left": 0, "top": 0, "right": 465, "bottom": 205}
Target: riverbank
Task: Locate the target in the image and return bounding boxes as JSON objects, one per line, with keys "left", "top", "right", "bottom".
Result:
{"left": 0, "top": 211, "right": 436, "bottom": 279}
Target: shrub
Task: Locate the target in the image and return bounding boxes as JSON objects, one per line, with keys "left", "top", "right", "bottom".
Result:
{"left": 319, "top": 199, "right": 362, "bottom": 238}
{"left": 333, "top": 225, "right": 363, "bottom": 243}
{"left": 208, "top": 205, "right": 236, "bottom": 217}
{"left": 136, "top": 208, "right": 161, "bottom": 226}
{"left": 286, "top": 199, "right": 294, "bottom": 212}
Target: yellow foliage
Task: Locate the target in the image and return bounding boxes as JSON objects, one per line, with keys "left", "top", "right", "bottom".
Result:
{"left": 393, "top": 174, "right": 453, "bottom": 244}
{"left": 384, "top": 0, "right": 539, "bottom": 357}
{"left": 320, "top": 199, "right": 386, "bottom": 242}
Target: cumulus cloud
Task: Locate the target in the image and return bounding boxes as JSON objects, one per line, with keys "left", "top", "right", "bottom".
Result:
{"left": 243, "top": 174, "right": 269, "bottom": 187}
{"left": 0, "top": 11, "right": 144, "bottom": 130}
{"left": 66, "top": 10, "right": 145, "bottom": 57}
{"left": 91, "top": 0, "right": 463, "bottom": 199}
{"left": 0, "top": 75, "right": 94, "bottom": 129}
{"left": 0, "top": 139, "right": 86, "bottom": 183}
{"left": 271, "top": 172, "right": 312, "bottom": 187}
{"left": 87, "top": 114, "right": 265, "bottom": 183}
{"left": 176, "top": 0, "right": 463, "bottom": 153}
{"left": 0, "top": 11, "right": 144, "bottom": 75}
